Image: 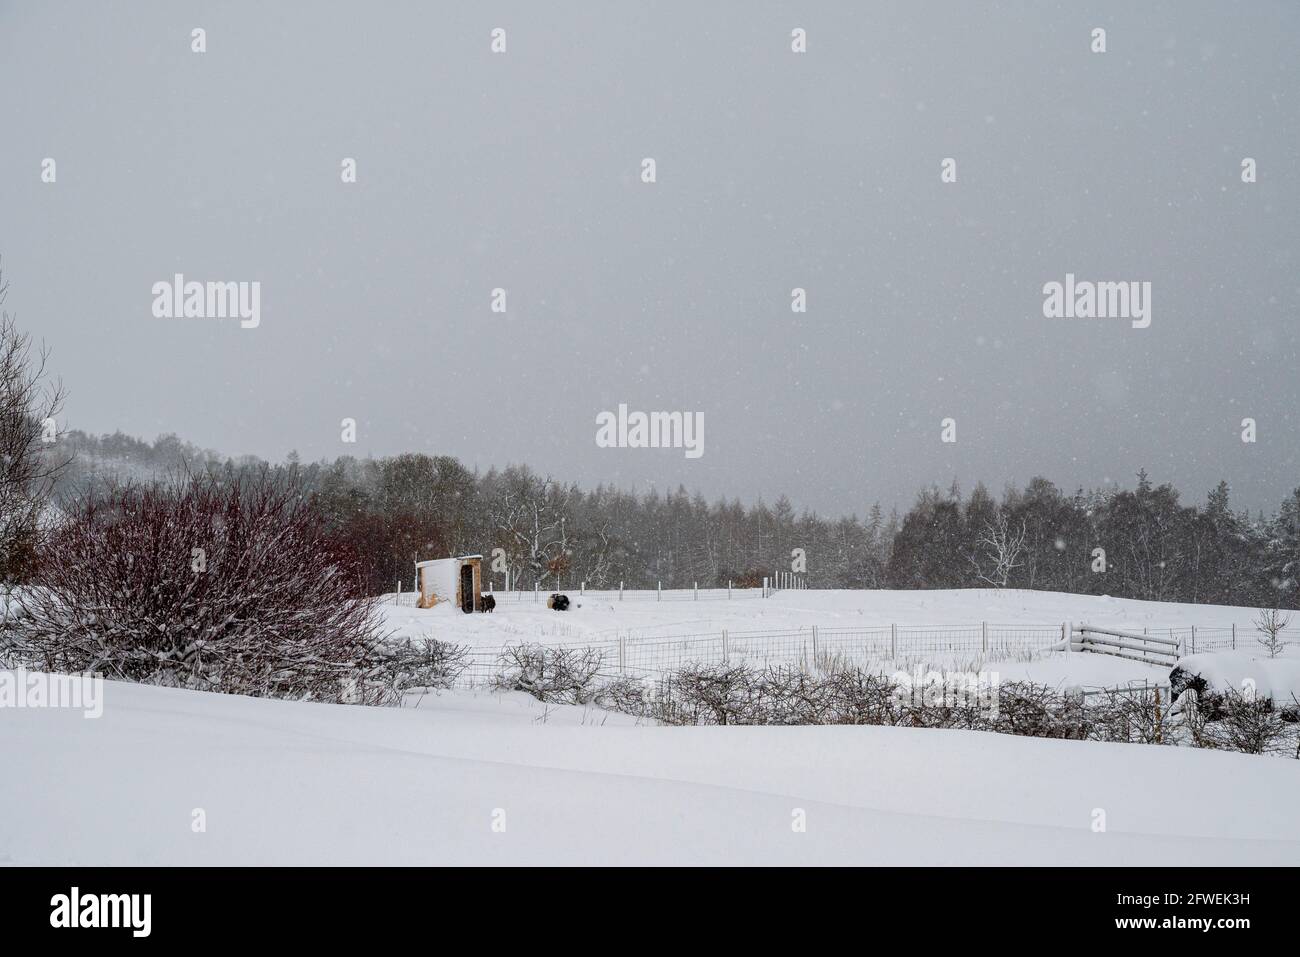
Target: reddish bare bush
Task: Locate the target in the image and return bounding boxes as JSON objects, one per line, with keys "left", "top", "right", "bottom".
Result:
{"left": 13, "top": 472, "right": 387, "bottom": 699}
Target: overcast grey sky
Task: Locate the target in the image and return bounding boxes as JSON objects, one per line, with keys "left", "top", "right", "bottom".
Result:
{"left": 2, "top": 1, "right": 1298, "bottom": 516}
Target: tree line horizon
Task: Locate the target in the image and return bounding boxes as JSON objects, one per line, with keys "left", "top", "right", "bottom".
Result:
{"left": 48, "top": 429, "right": 1300, "bottom": 611}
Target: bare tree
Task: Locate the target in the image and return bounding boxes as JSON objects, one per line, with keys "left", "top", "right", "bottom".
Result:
{"left": 970, "top": 512, "right": 1028, "bottom": 588}
{"left": 488, "top": 468, "right": 573, "bottom": 589}
{"left": 1254, "top": 605, "right": 1292, "bottom": 659}
{"left": 575, "top": 509, "right": 618, "bottom": 587}
{"left": 0, "top": 265, "right": 68, "bottom": 582}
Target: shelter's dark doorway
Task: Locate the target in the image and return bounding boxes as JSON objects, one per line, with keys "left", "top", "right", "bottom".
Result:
{"left": 460, "top": 564, "right": 474, "bottom": 613}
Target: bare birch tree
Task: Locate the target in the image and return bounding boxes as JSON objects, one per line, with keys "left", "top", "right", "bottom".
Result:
{"left": 971, "top": 512, "right": 1028, "bottom": 588}
{"left": 1254, "top": 606, "right": 1291, "bottom": 659}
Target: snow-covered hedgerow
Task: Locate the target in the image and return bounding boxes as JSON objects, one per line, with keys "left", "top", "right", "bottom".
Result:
{"left": 614, "top": 662, "right": 1299, "bottom": 756}
{"left": 9, "top": 472, "right": 388, "bottom": 701}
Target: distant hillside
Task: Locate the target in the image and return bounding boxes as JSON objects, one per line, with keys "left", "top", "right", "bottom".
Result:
{"left": 45, "top": 430, "right": 245, "bottom": 502}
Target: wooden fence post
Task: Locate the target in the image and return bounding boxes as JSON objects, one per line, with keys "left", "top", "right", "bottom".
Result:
{"left": 721, "top": 629, "right": 729, "bottom": 662}
{"left": 981, "top": 620, "right": 988, "bottom": 654}
{"left": 890, "top": 623, "right": 897, "bottom": 659}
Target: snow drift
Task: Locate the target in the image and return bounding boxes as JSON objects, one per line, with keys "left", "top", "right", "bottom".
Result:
{"left": 1, "top": 675, "right": 1297, "bottom": 866}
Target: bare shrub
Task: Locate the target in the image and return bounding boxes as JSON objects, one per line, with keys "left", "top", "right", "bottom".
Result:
{"left": 823, "top": 668, "right": 906, "bottom": 726}
{"left": 367, "top": 637, "right": 470, "bottom": 704}
{"left": 651, "top": 664, "right": 910, "bottom": 727}
{"left": 1198, "top": 686, "right": 1288, "bottom": 755}
{"left": 592, "top": 675, "right": 687, "bottom": 724}
{"left": 1294, "top": 695, "right": 1300, "bottom": 760}
{"left": 1079, "top": 685, "right": 1169, "bottom": 744}
{"left": 663, "top": 663, "right": 756, "bottom": 725}
{"left": 591, "top": 675, "right": 652, "bottom": 715}
{"left": 12, "top": 471, "right": 386, "bottom": 700}
{"left": 894, "top": 673, "right": 994, "bottom": 731}
{"left": 1173, "top": 688, "right": 1213, "bottom": 749}
{"left": 493, "top": 643, "right": 608, "bottom": 704}
{"left": 637, "top": 665, "right": 1009, "bottom": 731}
{"left": 971, "top": 681, "right": 1082, "bottom": 739}
{"left": 749, "top": 666, "right": 839, "bottom": 724}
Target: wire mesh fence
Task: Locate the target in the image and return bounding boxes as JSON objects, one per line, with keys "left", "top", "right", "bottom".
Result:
{"left": 1095, "top": 624, "right": 1295, "bottom": 656}
{"left": 377, "top": 582, "right": 1300, "bottom": 689}
{"left": 434, "top": 621, "right": 1300, "bottom": 690}
{"left": 386, "top": 584, "right": 779, "bottom": 607}
{"left": 485, "top": 586, "right": 770, "bottom": 602}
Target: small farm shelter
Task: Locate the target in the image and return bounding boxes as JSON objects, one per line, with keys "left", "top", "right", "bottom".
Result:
{"left": 415, "top": 555, "right": 483, "bottom": 612}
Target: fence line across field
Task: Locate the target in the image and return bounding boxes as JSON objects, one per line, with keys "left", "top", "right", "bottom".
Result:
{"left": 487, "top": 582, "right": 790, "bottom": 602}
{"left": 392, "top": 578, "right": 806, "bottom": 607}
{"left": 410, "top": 619, "right": 1300, "bottom": 690}
{"left": 393, "top": 581, "right": 1295, "bottom": 662}
{"left": 379, "top": 586, "right": 1295, "bottom": 684}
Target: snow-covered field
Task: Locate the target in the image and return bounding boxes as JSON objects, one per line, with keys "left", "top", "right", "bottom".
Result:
{"left": 2, "top": 677, "right": 1298, "bottom": 865}
{"left": 4, "top": 588, "right": 1296, "bottom": 866}
{"left": 383, "top": 587, "right": 1297, "bottom": 689}
{"left": 389, "top": 586, "right": 1284, "bottom": 641}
